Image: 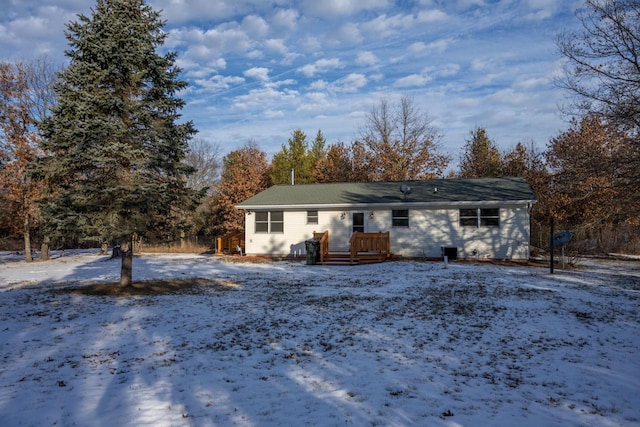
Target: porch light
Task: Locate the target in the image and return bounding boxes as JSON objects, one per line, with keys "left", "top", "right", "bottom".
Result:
{"left": 369, "top": 211, "right": 374, "bottom": 219}
{"left": 340, "top": 212, "right": 346, "bottom": 220}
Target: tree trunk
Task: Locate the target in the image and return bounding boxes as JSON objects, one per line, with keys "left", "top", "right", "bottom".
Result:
{"left": 119, "top": 235, "right": 133, "bottom": 287}
{"left": 23, "top": 214, "right": 33, "bottom": 262}
{"left": 40, "top": 236, "right": 50, "bottom": 261}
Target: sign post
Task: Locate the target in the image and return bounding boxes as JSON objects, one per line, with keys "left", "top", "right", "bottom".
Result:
{"left": 551, "top": 229, "right": 572, "bottom": 272}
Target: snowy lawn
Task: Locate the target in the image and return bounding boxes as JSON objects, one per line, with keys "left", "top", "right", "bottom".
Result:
{"left": 0, "top": 251, "right": 639, "bottom": 427}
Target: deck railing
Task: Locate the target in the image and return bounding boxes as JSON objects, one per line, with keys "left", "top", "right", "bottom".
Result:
{"left": 312, "top": 230, "right": 390, "bottom": 264}
{"left": 313, "top": 230, "right": 329, "bottom": 263}
{"left": 349, "top": 231, "right": 390, "bottom": 264}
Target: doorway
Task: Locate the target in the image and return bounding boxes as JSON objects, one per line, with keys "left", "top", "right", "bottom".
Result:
{"left": 352, "top": 212, "right": 365, "bottom": 233}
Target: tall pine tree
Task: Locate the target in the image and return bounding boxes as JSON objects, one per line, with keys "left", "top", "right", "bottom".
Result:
{"left": 36, "top": 0, "right": 197, "bottom": 286}
{"left": 458, "top": 127, "right": 502, "bottom": 178}
{"left": 270, "top": 129, "right": 320, "bottom": 185}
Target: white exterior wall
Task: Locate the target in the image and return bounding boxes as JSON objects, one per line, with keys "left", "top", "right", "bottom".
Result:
{"left": 243, "top": 204, "right": 531, "bottom": 260}
{"left": 376, "top": 206, "right": 531, "bottom": 260}
{"left": 244, "top": 210, "right": 351, "bottom": 257}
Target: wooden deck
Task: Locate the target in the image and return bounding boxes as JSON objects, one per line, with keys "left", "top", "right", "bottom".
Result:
{"left": 215, "top": 232, "right": 245, "bottom": 255}
{"left": 313, "top": 230, "right": 390, "bottom": 265}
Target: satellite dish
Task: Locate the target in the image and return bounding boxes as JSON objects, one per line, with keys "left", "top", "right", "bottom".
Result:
{"left": 400, "top": 185, "right": 412, "bottom": 200}
{"left": 552, "top": 230, "right": 572, "bottom": 247}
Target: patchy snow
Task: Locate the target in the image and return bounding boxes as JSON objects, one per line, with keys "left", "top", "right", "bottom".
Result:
{"left": 0, "top": 252, "right": 639, "bottom": 426}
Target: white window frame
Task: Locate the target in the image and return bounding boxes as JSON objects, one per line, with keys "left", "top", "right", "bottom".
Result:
{"left": 391, "top": 209, "right": 409, "bottom": 227}
{"left": 459, "top": 208, "right": 500, "bottom": 228}
{"left": 255, "top": 211, "right": 284, "bottom": 233}
{"left": 307, "top": 210, "right": 318, "bottom": 225}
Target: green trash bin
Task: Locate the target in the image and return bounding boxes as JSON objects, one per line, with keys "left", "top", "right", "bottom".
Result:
{"left": 305, "top": 240, "right": 319, "bottom": 265}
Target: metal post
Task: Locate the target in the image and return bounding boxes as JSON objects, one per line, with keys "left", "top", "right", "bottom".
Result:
{"left": 550, "top": 216, "right": 554, "bottom": 274}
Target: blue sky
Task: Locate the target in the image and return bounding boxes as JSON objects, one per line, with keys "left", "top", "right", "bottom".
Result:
{"left": 1, "top": 0, "right": 582, "bottom": 167}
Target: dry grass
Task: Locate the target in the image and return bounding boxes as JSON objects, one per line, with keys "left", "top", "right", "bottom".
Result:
{"left": 58, "top": 278, "right": 240, "bottom": 296}
{"left": 138, "top": 242, "right": 211, "bottom": 254}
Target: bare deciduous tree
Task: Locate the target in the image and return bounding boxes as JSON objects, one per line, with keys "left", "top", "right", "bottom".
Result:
{"left": 185, "top": 137, "right": 221, "bottom": 195}
{"left": 557, "top": 0, "right": 640, "bottom": 130}
{"left": 361, "top": 96, "right": 449, "bottom": 181}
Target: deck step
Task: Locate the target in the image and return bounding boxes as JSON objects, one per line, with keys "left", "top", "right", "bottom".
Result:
{"left": 319, "top": 252, "right": 388, "bottom": 266}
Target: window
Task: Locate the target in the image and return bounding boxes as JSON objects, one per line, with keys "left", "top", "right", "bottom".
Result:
{"left": 460, "top": 208, "right": 500, "bottom": 227}
{"left": 255, "top": 212, "right": 269, "bottom": 233}
{"left": 459, "top": 209, "right": 478, "bottom": 227}
{"left": 480, "top": 208, "right": 500, "bottom": 227}
{"left": 307, "top": 210, "right": 318, "bottom": 224}
{"left": 392, "top": 209, "right": 409, "bottom": 227}
{"left": 255, "top": 211, "right": 284, "bottom": 233}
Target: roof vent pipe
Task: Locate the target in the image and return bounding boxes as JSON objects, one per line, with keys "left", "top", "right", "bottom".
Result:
{"left": 291, "top": 168, "right": 294, "bottom": 186}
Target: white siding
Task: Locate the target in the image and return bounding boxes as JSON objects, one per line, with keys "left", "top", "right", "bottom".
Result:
{"left": 244, "top": 204, "right": 531, "bottom": 260}
{"left": 244, "top": 209, "right": 352, "bottom": 257}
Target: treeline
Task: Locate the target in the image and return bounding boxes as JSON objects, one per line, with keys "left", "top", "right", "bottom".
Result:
{"left": 196, "top": 107, "right": 638, "bottom": 255}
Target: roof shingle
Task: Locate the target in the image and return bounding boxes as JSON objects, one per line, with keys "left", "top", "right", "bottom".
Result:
{"left": 237, "top": 177, "right": 536, "bottom": 209}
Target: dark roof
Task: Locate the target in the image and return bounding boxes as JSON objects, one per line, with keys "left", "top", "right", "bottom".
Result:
{"left": 237, "top": 177, "right": 536, "bottom": 209}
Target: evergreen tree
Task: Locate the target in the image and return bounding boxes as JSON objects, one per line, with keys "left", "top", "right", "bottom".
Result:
{"left": 36, "top": 0, "right": 197, "bottom": 286}
{"left": 269, "top": 129, "right": 319, "bottom": 185}
{"left": 458, "top": 127, "right": 502, "bottom": 178}
{"left": 309, "top": 129, "right": 327, "bottom": 168}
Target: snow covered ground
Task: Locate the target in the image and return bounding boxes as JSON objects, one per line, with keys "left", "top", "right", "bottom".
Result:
{"left": 0, "top": 251, "right": 638, "bottom": 427}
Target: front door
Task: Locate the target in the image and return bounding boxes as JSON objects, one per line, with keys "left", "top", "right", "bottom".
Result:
{"left": 352, "top": 212, "right": 365, "bottom": 233}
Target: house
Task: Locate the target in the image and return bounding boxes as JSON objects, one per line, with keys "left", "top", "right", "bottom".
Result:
{"left": 236, "top": 177, "right": 536, "bottom": 261}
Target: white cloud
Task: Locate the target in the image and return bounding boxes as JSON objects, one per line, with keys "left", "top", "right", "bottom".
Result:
{"left": 417, "top": 9, "right": 448, "bottom": 22}
{"left": 355, "top": 51, "right": 378, "bottom": 67}
{"left": 264, "top": 109, "right": 285, "bottom": 118}
{"left": 244, "top": 67, "right": 270, "bottom": 81}
{"left": 264, "top": 38, "right": 288, "bottom": 55}
{"left": 515, "top": 76, "right": 549, "bottom": 90}
{"left": 395, "top": 74, "right": 433, "bottom": 88}
{"left": 309, "top": 80, "right": 329, "bottom": 90}
{"left": 489, "top": 88, "right": 529, "bottom": 105}
{"left": 268, "top": 79, "right": 297, "bottom": 88}
{"left": 298, "top": 92, "right": 335, "bottom": 112}
{"left": 301, "top": 0, "right": 389, "bottom": 17}
{"left": 457, "top": 0, "right": 487, "bottom": 8}
{"left": 194, "top": 75, "right": 245, "bottom": 92}
{"left": 408, "top": 42, "right": 428, "bottom": 53}
{"left": 149, "top": 0, "right": 263, "bottom": 23}
{"left": 298, "top": 58, "right": 344, "bottom": 77}
{"left": 471, "top": 57, "right": 500, "bottom": 72}
{"left": 241, "top": 15, "right": 269, "bottom": 38}
{"left": 452, "top": 97, "right": 481, "bottom": 108}
{"left": 438, "top": 63, "right": 461, "bottom": 77}
{"left": 331, "top": 73, "right": 368, "bottom": 93}
{"left": 524, "top": 0, "right": 557, "bottom": 20}
{"left": 172, "top": 25, "right": 253, "bottom": 62}
{"left": 333, "top": 23, "right": 363, "bottom": 45}
{"left": 232, "top": 86, "right": 299, "bottom": 110}
{"left": 271, "top": 8, "right": 299, "bottom": 33}
{"left": 361, "top": 13, "right": 415, "bottom": 38}
{"left": 301, "top": 36, "right": 322, "bottom": 52}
